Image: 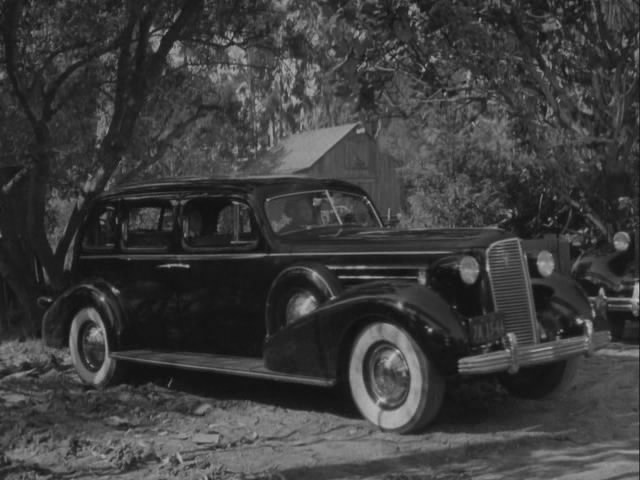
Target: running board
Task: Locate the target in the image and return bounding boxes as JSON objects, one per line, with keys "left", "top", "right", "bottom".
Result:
{"left": 110, "top": 350, "right": 335, "bottom": 387}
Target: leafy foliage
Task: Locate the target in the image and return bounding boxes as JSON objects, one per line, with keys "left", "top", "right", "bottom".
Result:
{"left": 0, "top": 0, "right": 294, "bottom": 333}
{"left": 326, "top": 0, "right": 639, "bottom": 236}
{"left": 382, "top": 105, "right": 527, "bottom": 229}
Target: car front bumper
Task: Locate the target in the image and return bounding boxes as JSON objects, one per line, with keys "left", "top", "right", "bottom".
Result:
{"left": 588, "top": 281, "right": 640, "bottom": 319}
{"left": 458, "top": 319, "right": 610, "bottom": 375}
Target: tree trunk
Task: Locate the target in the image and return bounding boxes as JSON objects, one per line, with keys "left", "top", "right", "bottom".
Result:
{"left": 6, "top": 277, "right": 42, "bottom": 338}
{"left": 1, "top": 162, "right": 59, "bottom": 337}
{"left": 0, "top": 249, "right": 45, "bottom": 337}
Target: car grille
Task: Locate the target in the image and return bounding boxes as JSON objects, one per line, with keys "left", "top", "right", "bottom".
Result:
{"left": 486, "top": 238, "right": 538, "bottom": 345}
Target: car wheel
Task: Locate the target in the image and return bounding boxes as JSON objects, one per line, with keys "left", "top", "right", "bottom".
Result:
{"left": 348, "top": 322, "right": 445, "bottom": 433}
{"left": 499, "top": 357, "right": 579, "bottom": 399}
{"left": 68, "top": 306, "right": 123, "bottom": 388}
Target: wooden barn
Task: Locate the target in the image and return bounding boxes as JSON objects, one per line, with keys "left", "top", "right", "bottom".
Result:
{"left": 266, "top": 123, "right": 403, "bottom": 218}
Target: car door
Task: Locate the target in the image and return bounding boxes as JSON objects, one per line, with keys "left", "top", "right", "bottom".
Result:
{"left": 117, "top": 195, "right": 183, "bottom": 349}
{"left": 176, "top": 195, "right": 274, "bottom": 357}
{"left": 75, "top": 199, "right": 122, "bottom": 290}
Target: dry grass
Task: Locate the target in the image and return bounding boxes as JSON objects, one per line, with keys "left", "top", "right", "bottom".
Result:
{"left": 0, "top": 338, "right": 70, "bottom": 377}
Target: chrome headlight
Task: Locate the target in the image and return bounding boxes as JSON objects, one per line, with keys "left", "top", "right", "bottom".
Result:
{"left": 536, "top": 250, "right": 555, "bottom": 277}
{"left": 459, "top": 256, "right": 480, "bottom": 285}
{"left": 613, "top": 231, "right": 630, "bottom": 252}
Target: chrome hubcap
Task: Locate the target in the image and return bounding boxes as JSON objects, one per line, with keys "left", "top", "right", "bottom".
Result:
{"left": 285, "top": 291, "right": 319, "bottom": 325}
{"left": 79, "top": 321, "right": 106, "bottom": 372}
{"left": 364, "top": 342, "right": 410, "bottom": 410}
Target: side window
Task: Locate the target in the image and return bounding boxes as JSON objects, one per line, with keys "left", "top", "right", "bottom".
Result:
{"left": 82, "top": 203, "right": 117, "bottom": 250}
{"left": 183, "top": 198, "right": 257, "bottom": 249}
{"left": 122, "top": 200, "right": 175, "bottom": 250}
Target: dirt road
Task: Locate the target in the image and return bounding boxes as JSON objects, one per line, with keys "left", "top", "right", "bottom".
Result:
{"left": 1, "top": 339, "right": 638, "bottom": 480}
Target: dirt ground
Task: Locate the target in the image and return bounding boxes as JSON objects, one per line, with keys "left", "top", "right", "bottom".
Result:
{"left": 1, "top": 332, "right": 638, "bottom": 480}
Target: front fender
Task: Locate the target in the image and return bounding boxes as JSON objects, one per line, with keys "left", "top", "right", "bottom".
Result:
{"left": 42, "top": 280, "right": 125, "bottom": 349}
{"left": 531, "top": 272, "right": 607, "bottom": 331}
{"left": 572, "top": 248, "right": 636, "bottom": 291}
{"left": 265, "top": 263, "right": 342, "bottom": 336}
{"left": 264, "top": 282, "right": 469, "bottom": 380}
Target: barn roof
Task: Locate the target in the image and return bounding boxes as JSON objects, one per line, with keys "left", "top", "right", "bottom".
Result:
{"left": 269, "top": 123, "right": 360, "bottom": 173}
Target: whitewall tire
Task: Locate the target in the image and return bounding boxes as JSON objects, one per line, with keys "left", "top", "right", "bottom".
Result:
{"left": 68, "top": 306, "right": 122, "bottom": 388}
{"left": 348, "top": 322, "right": 445, "bottom": 433}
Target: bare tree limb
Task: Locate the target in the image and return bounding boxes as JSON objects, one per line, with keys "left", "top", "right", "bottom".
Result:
{"left": 147, "top": 0, "right": 204, "bottom": 81}
{"left": 42, "top": 41, "right": 118, "bottom": 120}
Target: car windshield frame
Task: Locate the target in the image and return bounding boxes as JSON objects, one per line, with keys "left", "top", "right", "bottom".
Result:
{"left": 265, "top": 189, "right": 383, "bottom": 235}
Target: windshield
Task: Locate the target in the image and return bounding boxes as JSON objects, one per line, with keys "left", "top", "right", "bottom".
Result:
{"left": 265, "top": 190, "right": 382, "bottom": 235}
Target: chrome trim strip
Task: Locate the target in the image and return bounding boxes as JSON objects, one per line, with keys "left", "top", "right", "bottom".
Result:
{"left": 79, "top": 253, "right": 269, "bottom": 261}
{"left": 458, "top": 320, "right": 610, "bottom": 375}
{"left": 79, "top": 251, "right": 452, "bottom": 261}
{"left": 156, "top": 263, "right": 190, "bottom": 270}
{"left": 328, "top": 265, "right": 425, "bottom": 282}
{"left": 337, "top": 275, "right": 418, "bottom": 281}
{"left": 277, "top": 251, "right": 452, "bottom": 256}
{"left": 328, "top": 265, "right": 426, "bottom": 271}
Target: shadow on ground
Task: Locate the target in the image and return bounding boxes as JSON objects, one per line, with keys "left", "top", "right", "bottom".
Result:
{"left": 274, "top": 436, "right": 639, "bottom": 480}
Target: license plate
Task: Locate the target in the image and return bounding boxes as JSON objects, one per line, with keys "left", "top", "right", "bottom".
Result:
{"left": 467, "top": 312, "right": 505, "bottom": 345}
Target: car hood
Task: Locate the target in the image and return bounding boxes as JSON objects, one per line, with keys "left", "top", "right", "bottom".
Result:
{"left": 278, "top": 227, "right": 514, "bottom": 254}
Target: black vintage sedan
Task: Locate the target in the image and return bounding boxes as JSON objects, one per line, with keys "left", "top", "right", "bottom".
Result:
{"left": 42, "top": 176, "right": 610, "bottom": 433}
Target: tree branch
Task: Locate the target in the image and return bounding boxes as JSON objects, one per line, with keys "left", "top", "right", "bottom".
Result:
{"left": 42, "top": 41, "right": 118, "bottom": 121}
{"left": 147, "top": 0, "right": 204, "bottom": 80}
{"left": 508, "top": 9, "right": 586, "bottom": 135}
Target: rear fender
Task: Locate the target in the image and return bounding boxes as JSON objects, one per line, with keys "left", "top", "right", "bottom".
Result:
{"left": 42, "top": 280, "right": 125, "bottom": 349}
{"left": 264, "top": 282, "right": 468, "bottom": 380}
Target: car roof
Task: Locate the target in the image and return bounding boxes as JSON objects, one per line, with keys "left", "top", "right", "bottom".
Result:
{"left": 99, "top": 175, "right": 367, "bottom": 200}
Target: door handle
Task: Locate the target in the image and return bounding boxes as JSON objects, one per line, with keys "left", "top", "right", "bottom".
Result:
{"left": 156, "top": 263, "right": 190, "bottom": 270}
